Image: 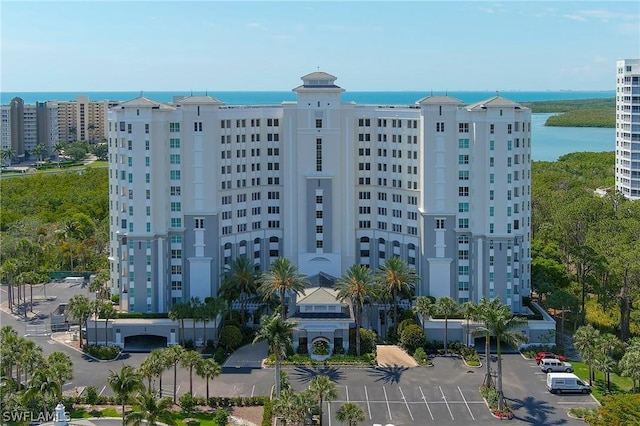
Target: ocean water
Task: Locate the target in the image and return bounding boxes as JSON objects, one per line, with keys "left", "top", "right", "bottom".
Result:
{"left": 1, "top": 91, "right": 615, "bottom": 161}
{"left": 0, "top": 90, "right": 614, "bottom": 106}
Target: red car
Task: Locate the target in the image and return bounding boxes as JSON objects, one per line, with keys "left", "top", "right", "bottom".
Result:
{"left": 536, "top": 352, "right": 566, "bottom": 364}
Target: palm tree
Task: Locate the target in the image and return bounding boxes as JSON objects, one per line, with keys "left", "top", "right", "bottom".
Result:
{"left": 435, "top": 296, "right": 459, "bottom": 355}
{"left": 46, "top": 351, "right": 73, "bottom": 399}
{"left": 53, "top": 142, "right": 65, "bottom": 166}
{"left": 164, "top": 345, "right": 185, "bottom": 403}
{"left": 168, "top": 302, "right": 190, "bottom": 345}
{"left": 335, "top": 264, "right": 375, "bottom": 356}
{"left": 148, "top": 348, "right": 169, "bottom": 397}
{"left": 335, "top": 402, "right": 366, "bottom": 426}
{"left": 460, "top": 300, "right": 478, "bottom": 347}
{"left": 205, "top": 297, "right": 226, "bottom": 347}
{"left": 1, "top": 147, "right": 15, "bottom": 165}
{"left": 253, "top": 310, "right": 297, "bottom": 398}
{"left": 273, "top": 388, "right": 316, "bottom": 426}
{"left": 473, "top": 297, "right": 501, "bottom": 387}
{"left": 32, "top": 144, "right": 46, "bottom": 162}
{"left": 67, "top": 294, "right": 92, "bottom": 349}
{"left": 25, "top": 365, "right": 61, "bottom": 402}
{"left": 19, "top": 339, "right": 43, "bottom": 385}
{"left": 189, "top": 297, "right": 201, "bottom": 346}
{"left": 309, "top": 375, "right": 338, "bottom": 426}
{"left": 124, "top": 390, "right": 176, "bottom": 426}
{"left": 375, "top": 257, "right": 419, "bottom": 329}
{"left": 412, "top": 296, "right": 436, "bottom": 339}
{"left": 1, "top": 259, "right": 19, "bottom": 313}
{"left": 108, "top": 365, "right": 144, "bottom": 424}
{"left": 195, "top": 358, "right": 221, "bottom": 401}
{"left": 476, "top": 299, "right": 528, "bottom": 410}
{"left": 573, "top": 325, "right": 600, "bottom": 386}
{"left": 257, "top": 257, "right": 309, "bottom": 319}
{"left": 100, "top": 302, "right": 117, "bottom": 346}
{"left": 221, "top": 256, "right": 259, "bottom": 327}
{"left": 179, "top": 350, "right": 202, "bottom": 395}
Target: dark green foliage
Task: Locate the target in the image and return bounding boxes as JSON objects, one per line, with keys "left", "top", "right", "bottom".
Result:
{"left": 179, "top": 392, "right": 196, "bottom": 414}
{"left": 400, "top": 324, "right": 426, "bottom": 353}
{"left": 213, "top": 347, "right": 227, "bottom": 364}
{"left": 349, "top": 328, "right": 378, "bottom": 355}
{"left": 397, "top": 318, "right": 418, "bottom": 336}
{"left": 213, "top": 408, "right": 230, "bottom": 426}
{"left": 84, "top": 345, "right": 120, "bottom": 360}
{"left": 84, "top": 386, "right": 98, "bottom": 405}
{"left": 521, "top": 98, "right": 615, "bottom": 128}
{"left": 413, "top": 347, "right": 428, "bottom": 365}
{"left": 219, "top": 325, "right": 243, "bottom": 350}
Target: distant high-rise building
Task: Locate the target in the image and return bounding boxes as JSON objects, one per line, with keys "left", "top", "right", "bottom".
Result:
{"left": 615, "top": 59, "right": 640, "bottom": 200}
{"left": 107, "top": 71, "right": 532, "bottom": 318}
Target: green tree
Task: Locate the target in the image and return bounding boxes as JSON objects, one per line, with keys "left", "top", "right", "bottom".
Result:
{"left": 474, "top": 298, "right": 528, "bottom": 410}
{"left": 335, "top": 402, "right": 366, "bottom": 426}
{"left": 196, "top": 358, "right": 221, "bottom": 401}
{"left": 100, "top": 302, "right": 117, "bottom": 347}
{"left": 1, "top": 147, "right": 15, "bottom": 165}
{"left": 46, "top": 351, "right": 73, "bottom": 400}
{"left": 253, "top": 310, "right": 297, "bottom": 398}
{"left": 400, "top": 323, "right": 426, "bottom": 353}
{"left": 220, "top": 256, "right": 258, "bottom": 327}
{"left": 67, "top": 294, "right": 92, "bottom": 349}
{"left": 412, "top": 296, "right": 436, "bottom": 340}
{"left": 108, "top": 365, "right": 144, "bottom": 424}
{"left": 179, "top": 350, "right": 202, "bottom": 396}
{"left": 32, "top": 144, "right": 47, "bottom": 162}
{"left": 574, "top": 325, "right": 601, "bottom": 386}
{"left": 124, "top": 390, "right": 176, "bottom": 426}
{"left": 164, "top": 345, "right": 185, "bottom": 403}
{"left": 272, "top": 388, "right": 316, "bottom": 426}
{"left": 168, "top": 302, "right": 190, "bottom": 345}
{"left": 309, "top": 375, "right": 338, "bottom": 426}
{"left": 375, "top": 257, "right": 419, "bottom": 329}
{"left": 258, "top": 257, "right": 309, "bottom": 319}
{"left": 335, "top": 264, "right": 375, "bottom": 356}
{"left": 546, "top": 289, "right": 578, "bottom": 346}
{"left": 460, "top": 300, "right": 478, "bottom": 347}
{"left": 619, "top": 346, "right": 640, "bottom": 392}
{"left": 585, "top": 394, "right": 640, "bottom": 426}
{"left": 436, "top": 296, "right": 459, "bottom": 355}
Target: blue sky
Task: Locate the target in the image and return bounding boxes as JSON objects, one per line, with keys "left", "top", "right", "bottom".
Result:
{"left": 1, "top": 1, "right": 638, "bottom": 91}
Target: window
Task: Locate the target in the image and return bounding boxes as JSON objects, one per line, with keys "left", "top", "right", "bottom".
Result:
{"left": 195, "top": 218, "right": 204, "bottom": 229}
{"left": 459, "top": 171, "right": 469, "bottom": 180}
{"left": 459, "top": 123, "right": 469, "bottom": 133}
{"left": 458, "top": 155, "right": 469, "bottom": 165}
{"left": 458, "top": 138, "right": 470, "bottom": 148}
{"left": 458, "top": 187, "right": 469, "bottom": 196}
{"left": 315, "top": 119, "right": 323, "bottom": 128}
{"left": 170, "top": 218, "right": 182, "bottom": 228}
{"left": 170, "top": 170, "right": 181, "bottom": 180}
{"left": 458, "top": 202, "right": 469, "bottom": 212}
{"left": 170, "top": 154, "right": 180, "bottom": 164}
{"left": 316, "top": 138, "right": 322, "bottom": 171}
{"left": 436, "top": 122, "right": 445, "bottom": 132}
{"left": 458, "top": 281, "right": 469, "bottom": 291}
{"left": 194, "top": 122, "right": 203, "bottom": 132}
{"left": 171, "top": 249, "right": 182, "bottom": 259}
{"left": 458, "top": 218, "right": 469, "bottom": 228}
{"left": 436, "top": 218, "right": 445, "bottom": 229}
{"left": 170, "top": 122, "right": 180, "bottom": 132}
{"left": 170, "top": 202, "right": 181, "bottom": 212}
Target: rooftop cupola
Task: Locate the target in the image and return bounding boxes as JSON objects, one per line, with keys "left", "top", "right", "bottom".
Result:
{"left": 300, "top": 71, "right": 339, "bottom": 88}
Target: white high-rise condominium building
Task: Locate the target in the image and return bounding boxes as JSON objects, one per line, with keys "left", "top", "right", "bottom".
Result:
{"left": 108, "top": 72, "right": 532, "bottom": 316}
{"left": 615, "top": 59, "right": 640, "bottom": 200}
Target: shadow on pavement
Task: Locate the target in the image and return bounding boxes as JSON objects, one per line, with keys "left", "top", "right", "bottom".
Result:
{"left": 290, "top": 365, "right": 346, "bottom": 383}
{"left": 509, "top": 395, "right": 568, "bottom": 426}
{"left": 368, "top": 364, "right": 409, "bottom": 384}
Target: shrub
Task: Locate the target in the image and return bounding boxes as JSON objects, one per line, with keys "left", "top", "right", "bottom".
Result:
{"left": 214, "top": 347, "right": 227, "bottom": 364}
{"left": 333, "top": 344, "right": 345, "bottom": 355}
{"left": 425, "top": 340, "right": 444, "bottom": 354}
{"left": 219, "top": 325, "right": 243, "bottom": 350}
{"left": 262, "top": 399, "right": 274, "bottom": 426}
{"left": 297, "top": 343, "right": 309, "bottom": 355}
{"left": 312, "top": 340, "right": 330, "bottom": 355}
{"left": 400, "top": 324, "right": 426, "bottom": 353}
{"left": 110, "top": 294, "right": 119, "bottom": 304}
{"left": 84, "top": 386, "right": 98, "bottom": 405}
{"left": 413, "top": 347, "right": 429, "bottom": 365}
{"left": 359, "top": 328, "right": 378, "bottom": 354}
{"left": 179, "top": 392, "right": 196, "bottom": 414}
{"left": 397, "top": 318, "right": 418, "bottom": 337}
{"left": 84, "top": 345, "right": 120, "bottom": 360}
{"left": 213, "top": 408, "right": 230, "bottom": 426}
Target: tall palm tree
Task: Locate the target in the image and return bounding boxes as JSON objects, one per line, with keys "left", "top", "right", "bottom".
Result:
{"left": 375, "top": 257, "right": 419, "bottom": 329}
{"left": 335, "top": 402, "right": 366, "bottom": 426}
{"left": 179, "top": 350, "right": 202, "bottom": 395}
{"left": 335, "top": 264, "right": 375, "bottom": 356}
{"left": 189, "top": 297, "right": 201, "bottom": 346}
{"left": 163, "top": 345, "right": 185, "bottom": 403}
{"left": 25, "top": 365, "right": 61, "bottom": 402}
{"left": 168, "top": 302, "right": 190, "bottom": 345}
{"left": 108, "top": 365, "right": 144, "bottom": 424}
{"left": 412, "top": 296, "right": 436, "bottom": 339}
{"left": 67, "top": 294, "right": 92, "bottom": 349}
{"left": 473, "top": 297, "right": 502, "bottom": 387}
{"left": 573, "top": 325, "right": 601, "bottom": 386}
{"left": 460, "top": 300, "right": 478, "bottom": 347}
{"left": 1, "top": 259, "right": 19, "bottom": 313}
{"left": 19, "top": 339, "right": 43, "bottom": 385}
{"left": 205, "top": 297, "right": 226, "bottom": 347}
{"left": 221, "top": 256, "right": 259, "bottom": 327}
{"left": 253, "top": 310, "right": 297, "bottom": 398}
{"left": 257, "top": 257, "right": 309, "bottom": 319}
{"left": 100, "top": 302, "right": 117, "bottom": 346}
{"left": 138, "top": 357, "right": 158, "bottom": 392}
{"left": 309, "top": 375, "right": 338, "bottom": 426}
{"left": 32, "top": 144, "right": 46, "bottom": 162}
{"left": 124, "top": 390, "right": 176, "bottom": 426}
{"left": 1, "top": 147, "right": 15, "bottom": 165}
{"left": 47, "top": 351, "right": 73, "bottom": 400}
{"left": 476, "top": 299, "right": 528, "bottom": 410}
{"left": 435, "top": 296, "right": 459, "bottom": 355}
{"left": 195, "top": 358, "right": 221, "bottom": 401}
{"left": 273, "top": 388, "right": 316, "bottom": 426}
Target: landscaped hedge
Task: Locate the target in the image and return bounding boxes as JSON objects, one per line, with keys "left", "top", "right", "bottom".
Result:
{"left": 84, "top": 345, "right": 120, "bottom": 360}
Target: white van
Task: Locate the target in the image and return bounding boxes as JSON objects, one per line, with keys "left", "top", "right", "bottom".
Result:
{"left": 547, "top": 372, "right": 591, "bottom": 394}
{"left": 540, "top": 358, "right": 573, "bottom": 373}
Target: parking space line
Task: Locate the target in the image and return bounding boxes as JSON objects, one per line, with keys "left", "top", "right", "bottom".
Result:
{"left": 364, "top": 386, "right": 372, "bottom": 419}
{"left": 418, "top": 386, "right": 434, "bottom": 420}
{"left": 399, "top": 387, "right": 414, "bottom": 421}
{"left": 98, "top": 385, "right": 106, "bottom": 396}
{"left": 458, "top": 386, "right": 475, "bottom": 420}
{"left": 327, "top": 401, "right": 332, "bottom": 426}
{"left": 383, "top": 386, "right": 392, "bottom": 420}
{"left": 345, "top": 385, "right": 349, "bottom": 402}
{"left": 439, "top": 386, "right": 454, "bottom": 420}
{"left": 251, "top": 385, "right": 255, "bottom": 397}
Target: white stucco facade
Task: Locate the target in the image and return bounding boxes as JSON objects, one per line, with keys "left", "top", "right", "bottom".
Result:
{"left": 615, "top": 59, "right": 640, "bottom": 200}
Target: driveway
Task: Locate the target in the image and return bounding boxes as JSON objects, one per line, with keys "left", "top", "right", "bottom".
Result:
{"left": 223, "top": 340, "right": 268, "bottom": 372}
{"left": 376, "top": 345, "right": 418, "bottom": 367}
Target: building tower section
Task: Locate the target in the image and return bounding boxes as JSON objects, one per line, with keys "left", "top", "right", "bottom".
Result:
{"left": 615, "top": 59, "right": 640, "bottom": 200}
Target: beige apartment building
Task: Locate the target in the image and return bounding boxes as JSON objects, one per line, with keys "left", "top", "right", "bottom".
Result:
{"left": 54, "top": 96, "right": 111, "bottom": 143}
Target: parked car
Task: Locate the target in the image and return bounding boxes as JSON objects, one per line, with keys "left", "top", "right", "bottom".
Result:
{"left": 547, "top": 372, "right": 591, "bottom": 394}
{"left": 536, "top": 352, "right": 566, "bottom": 364}
{"left": 540, "top": 358, "right": 573, "bottom": 373}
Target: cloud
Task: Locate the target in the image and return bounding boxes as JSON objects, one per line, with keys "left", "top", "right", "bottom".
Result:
{"left": 563, "top": 8, "right": 636, "bottom": 23}
{"left": 246, "top": 22, "right": 261, "bottom": 28}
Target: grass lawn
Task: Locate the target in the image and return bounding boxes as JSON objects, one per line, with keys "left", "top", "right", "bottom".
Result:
{"left": 175, "top": 412, "right": 222, "bottom": 426}
{"left": 69, "top": 407, "right": 230, "bottom": 426}
{"left": 570, "top": 360, "right": 633, "bottom": 401}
